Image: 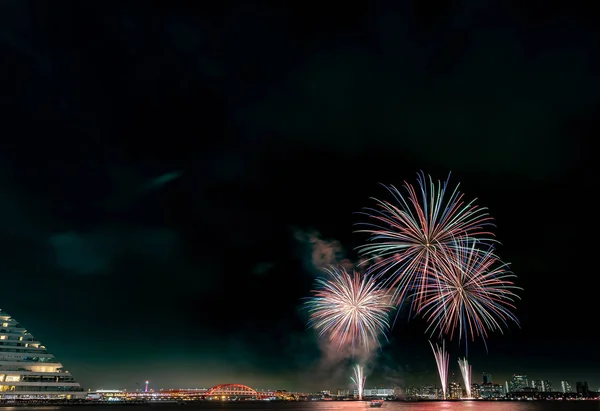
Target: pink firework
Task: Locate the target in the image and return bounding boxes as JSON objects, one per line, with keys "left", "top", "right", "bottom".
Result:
{"left": 417, "top": 240, "right": 521, "bottom": 346}
{"left": 304, "top": 266, "right": 393, "bottom": 352}
{"left": 357, "top": 172, "right": 495, "bottom": 312}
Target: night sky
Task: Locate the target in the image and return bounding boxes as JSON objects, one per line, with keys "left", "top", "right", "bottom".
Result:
{"left": 1, "top": 0, "right": 598, "bottom": 393}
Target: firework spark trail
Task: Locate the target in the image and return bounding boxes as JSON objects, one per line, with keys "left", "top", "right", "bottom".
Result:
{"left": 458, "top": 358, "right": 472, "bottom": 399}
{"left": 305, "top": 266, "right": 393, "bottom": 351}
{"left": 350, "top": 364, "right": 366, "bottom": 400}
{"left": 356, "top": 172, "right": 495, "bottom": 312}
{"left": 430, "top": 340, "right": 449, "bottom": 400}
{"left": 417, "top": 240, "right": 521, "bottom": 352}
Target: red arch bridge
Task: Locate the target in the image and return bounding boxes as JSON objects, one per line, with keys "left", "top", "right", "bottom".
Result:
{"left": 204, "top": 384, "right": 272, "bottom": 400}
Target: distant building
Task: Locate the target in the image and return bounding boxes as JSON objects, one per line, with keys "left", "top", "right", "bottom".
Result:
{"left": 482, "top": 373, "right": 492, "bottom": 384}
{"left": 471, "top": 383, "right": 480, "bottom": 398}
{"left": 541, "top": 380, "right": 552, "bottom": 392}
{"left": 479, "top": 383, "right": 505, "bottom": 399}
{"left": 576, "top": 382, "right": 591, "bottom": 397}
{"left": 449, "top": 382, "right": 461, "bottom": 399}
{"left": 356, "top": 388, "right": 393, "bottom": 398}
{"left": 509, "top": 375, "right": 528, "bottom": 392}
{"left": 0, "top": 309, "right": 85, "bottom": 399}
{"left": 418, "top": 385, "right": 437, "bottom": 399}
{"left": 530, "top": 380, "right": 541, "bottom": 391}
{"left": 561, "top": 381, "right": 572, "bottom": 393}
{"left": 405, "top": 386, "right": 419, "bottom": 396}
{"left": 87, "top": 390, "right": 126, "bottom": 401}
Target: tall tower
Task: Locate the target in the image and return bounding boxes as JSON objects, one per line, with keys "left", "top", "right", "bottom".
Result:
{"left": 482, "top": 373, "right": 492, "bottom": 384}
{"left": 561, "top": 381, "right": 572, "bottom": 393}
{"left": 145, "top": 380, "right": 149, "bottom": 392}
{"left": 511, "top": 375, "right": 528, "bottom": 391}
{"left": 541, "top": 380, "right": 552, "bottom": 392}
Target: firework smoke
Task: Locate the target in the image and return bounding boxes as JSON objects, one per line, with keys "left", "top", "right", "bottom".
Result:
{"left": 293, "top": 228, "right": 345, "bottom": 271}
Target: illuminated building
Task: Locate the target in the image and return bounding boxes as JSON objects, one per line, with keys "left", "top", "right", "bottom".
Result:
{"left": 0, "top": 309, "right": 84, "bottom": 399}
{"left": 449, "top": 382, "right": 461, "bottom": 399}
{"left": 561, "top": 381, "right": 572, "bottom": 393}
{"left": 361, "top": 388, "right": 393, "bottom": 398}
{"left": 509, "top": 375, "right": 528, "bottom": 392}
{"left": 541, "top": 380, "right": 552, "bottom": 392}
{"left": 482, "top": 373, "right": 492, "bottom": 384}
{"left": 479, "top": 383, "right": 504, "bottom": 399}
{"left": 470, "top": 383, "right": 480, "bottom": 398}
{"left": 87, "top": 390, "right": 127, "bottom": 401}
{"left": 417, "top": 385, "right": 436, "bottom": 399}
{"left": 531, "top": 380, "right": 541, "bottom": 391}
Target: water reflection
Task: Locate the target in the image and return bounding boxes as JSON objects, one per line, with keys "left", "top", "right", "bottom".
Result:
{"left": 3, "top": 403, "right": 598, "bottom": 411}
{"left": 307, "top": 401, "right": 600, "bottom": 411}
{"left": 309, "top": 401, "right": 600, "bottom": 411}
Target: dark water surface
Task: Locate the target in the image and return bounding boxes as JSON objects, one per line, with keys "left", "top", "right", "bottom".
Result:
{"left": 3, "top": 402, "right": 600, "bottom": 411}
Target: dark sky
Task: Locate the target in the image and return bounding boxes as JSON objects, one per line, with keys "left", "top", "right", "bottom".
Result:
{"left": 1, "top": 0, "right": 598, "bottom": 393}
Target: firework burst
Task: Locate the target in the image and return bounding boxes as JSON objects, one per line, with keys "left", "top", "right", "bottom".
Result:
{"left": 356, "top": 172, "right": 495, "bottom": 311}
{"left": 305, "top": 266, "right": 393, "bottom": 351}
{"left": 430, "top": 340, "right": 449, "bottom": 400}
{"left": 350, "top": 364, "right": 366, "bottom": 400}
{"left": 418, "top": 240, "right": 521, "bottom": 348}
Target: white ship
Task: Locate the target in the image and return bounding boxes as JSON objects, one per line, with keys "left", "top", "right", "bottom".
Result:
{"left": 0, "top": 309, "right": 85, "bottom": 399}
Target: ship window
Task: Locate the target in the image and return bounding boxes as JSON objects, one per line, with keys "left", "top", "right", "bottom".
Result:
{"left": 1, "top": 323, "right": 7, "bottom": 327}
{"left": 0, "top": 336, "right": 6, "bottom": 340}
{"left": 19, "top": 337, "right": 23, "bottom": 341}
{"left": 5, "top": 375, "right": 20, "bottom": 382}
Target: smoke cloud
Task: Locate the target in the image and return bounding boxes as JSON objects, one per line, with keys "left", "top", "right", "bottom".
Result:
{"left": 292, "top": 228, "right": 347, "bottom": 272}
{"left": 377, "top": 358, "right": 406, "bottom": 389}
{"left": 293, "top": 228, "right": 392, "bottom": 389}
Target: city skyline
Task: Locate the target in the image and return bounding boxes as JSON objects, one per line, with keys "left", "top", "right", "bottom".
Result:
{"left": 1, "top": 0, "right": 598, "bottom": 393}
{"left": 88, "top": 375, "right": 593, "bottom": 396}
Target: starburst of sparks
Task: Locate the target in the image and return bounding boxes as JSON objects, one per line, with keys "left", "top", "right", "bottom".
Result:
{"left": 356, "top": 172, "right": 495, "bottom": 312}
{"left": 417, "top": 240, "right": 521, "bottom": 350}
{"left": 305, "top": 266, "right": 393, "bottom": 351}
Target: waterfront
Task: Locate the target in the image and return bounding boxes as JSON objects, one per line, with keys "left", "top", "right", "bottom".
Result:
{"left": 2, "top": 403, "right": 600, "bottom": 411}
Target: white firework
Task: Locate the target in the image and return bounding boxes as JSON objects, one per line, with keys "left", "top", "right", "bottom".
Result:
{"left": 458, "top": 357, "right": 472, "bottom": 399}
{"left": 430, "top": 340, "right": 449, "bottom": 400}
